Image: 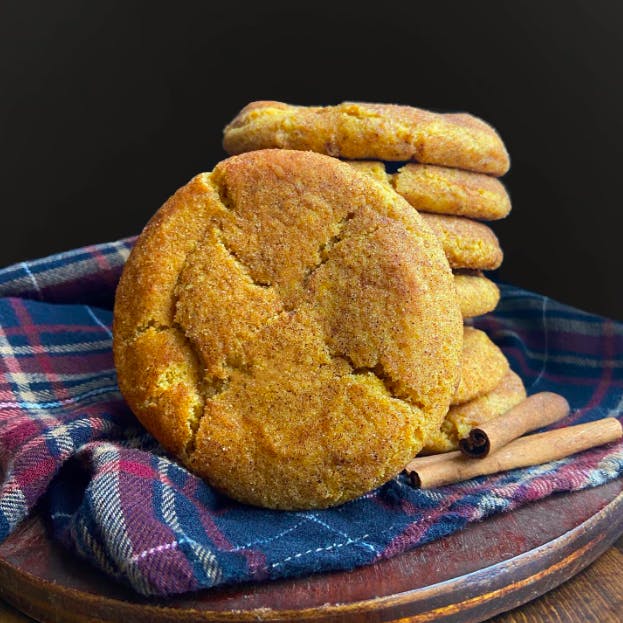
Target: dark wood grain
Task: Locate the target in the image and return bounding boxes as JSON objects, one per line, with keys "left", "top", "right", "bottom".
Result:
{"left": 1, "top": 481, "right": 622, "bottom": 623}
{"left": 488, "top": 534, "right": 623, "bottom": 623}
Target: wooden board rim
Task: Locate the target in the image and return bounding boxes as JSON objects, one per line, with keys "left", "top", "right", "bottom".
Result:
{"left": 1, "top": 484, "right": 622, "bottom": 623}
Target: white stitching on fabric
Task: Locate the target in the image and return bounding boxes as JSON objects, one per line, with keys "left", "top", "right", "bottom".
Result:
{"left": 301, "top": 512, "right": 378, "bottom": 554}
{"left": 128, "top": 540, "right": 182, "bottom": 563}
{"left": 270, "top": 534, "right": 370, "bottom": 569}
{"left": 269, "top": 533, "right": 371, "bottom": 569}
{"left": 20, "top": 262, "right": 42, "bottom": 299}
{"left": 85, "top": 306, "right": 113, "bottom": 339}
{"left": 228, "top": 520, "right": 307, "bottom": 551}
{"left": 125, "top": 535, "right": 221, "bottom": 576}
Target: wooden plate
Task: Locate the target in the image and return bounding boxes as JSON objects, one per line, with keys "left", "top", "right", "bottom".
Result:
{"left": 1, "top": 479, "right": 622, "bottom": 623}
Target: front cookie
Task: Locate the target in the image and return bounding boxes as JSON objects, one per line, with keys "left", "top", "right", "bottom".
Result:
{"left": 113, "top": 150, "right": 462, "bottom": 509}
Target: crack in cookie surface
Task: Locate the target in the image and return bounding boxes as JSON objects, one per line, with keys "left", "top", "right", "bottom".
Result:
{"left": 181, "top": 187, "right": 422, "bottom": 418}
{"left": 302, "top": 212, "right": 355, "bottom": 288}
{"left": 333, "top": 354, "right": 411, "bottom": 403}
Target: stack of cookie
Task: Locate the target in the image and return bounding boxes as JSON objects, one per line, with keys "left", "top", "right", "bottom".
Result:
{"left": 223, "top": 101, "right": 526, "bottom": 456}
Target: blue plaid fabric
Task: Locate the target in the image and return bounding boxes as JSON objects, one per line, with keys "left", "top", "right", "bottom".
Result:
{"left": 0, "top": 239, "right": 621, "bottom": 596}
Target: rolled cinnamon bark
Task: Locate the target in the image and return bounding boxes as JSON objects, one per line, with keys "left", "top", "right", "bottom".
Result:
{"left": 406, "top": 418, "right": 623, "bottom": 489}
{"left": 405, "top": 451, "right": 462, "bottom": 467}
{"left": 459, "top": 392, "right": 569, "bottom": 458}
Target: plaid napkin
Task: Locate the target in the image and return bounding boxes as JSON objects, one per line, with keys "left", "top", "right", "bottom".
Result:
{"left": 0, "top": 239, "right": 621, "bottom": 596}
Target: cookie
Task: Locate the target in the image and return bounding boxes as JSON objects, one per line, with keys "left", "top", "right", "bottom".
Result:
{"left": 223, "top": 101, "right": 510, "bottom": 175}
{"left": 348, "top": 161, "right": 511, "bottom": 221}
{"left": 453, "top": 326, "right": 510, "bottom": 406}
{"left": 113, "top": 149, "right": 463, "bottom": 510}
{"left": 423, "top": 370, "right": 526, "bottom": 454}
{"left": 345, "top": 161, "right": 504, "bottom": 270}
{"left": 393, "top": 163, "right": 511, "bottom": 221}
{"left": 347, "top": 160, "right": 393, "bottom": 186}
{"left": 453, "top": 270, "right": 501, "bottom": 318}
{"left": 420, "top": 213, "right": 503, "bottom": 271}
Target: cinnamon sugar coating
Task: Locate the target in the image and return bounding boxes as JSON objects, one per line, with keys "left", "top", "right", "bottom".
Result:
{"left": 393, "top": 164, "right": 511, "bottom": 220}
{"left": 348, "top": 160, "right": 511, "bottom": 220}
{"left": 453, "top": 327, "right": 510, "bottom": 406}
{"left": 113, "top": 150, "right": 462, "bottom": 509}
{"left": 453, "top": 270, "right": 500, "bottom": 318}
{"left": 224, "top": 101, "right": 510, "bottom": 175}
{"left": 420, "top": 213, "right": 503, "bottom": 271}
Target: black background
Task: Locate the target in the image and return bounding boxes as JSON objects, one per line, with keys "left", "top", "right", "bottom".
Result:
{"left": 1, "top": 1, "right": 622, "bottom": 319}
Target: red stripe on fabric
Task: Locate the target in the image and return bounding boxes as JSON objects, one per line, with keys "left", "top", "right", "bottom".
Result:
{"left": 196, "top": 503, "right": 237, "bottom": 551}
{"left": 10, "top": 353, "right": 115, "bottom": 375}
{"left": 15, "top": 455, "right": 58, "bottom": 502}
{"left": 0, "top": 348, "right": 23, "bottom": 375}
{"left": 178, "top": 478, "right": 262, "bottom": 568}
{"left": 84, "top": 244, "right": 114, "bottom": 273}
{"left": 115, "top": 453, "right": 199, "bottom": 594}
{"left": 2, "top": 323, "right": 111, "bottom": 336}
{"left": 0, "top": 417, "right": 47, "bottom": 452}
{"left": 9, "top": 299, "right": 72, "bottom": 402}
{"left": 119, "top": 458, "right": 158, "bottom": 480}
{"left": 84, "top": 244, "right": 112, "bottom": 265}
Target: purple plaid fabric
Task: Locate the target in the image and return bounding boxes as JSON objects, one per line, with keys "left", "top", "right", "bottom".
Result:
{"left": 0, "top": 239, "right": 622, "bottom": 596}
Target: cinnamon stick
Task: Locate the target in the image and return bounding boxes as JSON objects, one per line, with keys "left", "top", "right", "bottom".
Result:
{"left": 459, "top": 392, "right": 569, "bottom": 458}
{"left": 406, "top": 417, "right": 623, "bottom": 489}
{"left": 405, "top": 450, "right": 462, "bottom": 467}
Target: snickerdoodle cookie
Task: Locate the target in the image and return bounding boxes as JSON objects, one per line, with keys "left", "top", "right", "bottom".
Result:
{"left": 348, "top": 160, "right": 511, "bottom": 221}
{"left": 453, "top": 270, "right": 500, "bottom": 318}
{"left": 453, "top": 327, "right": 510, "bottom": 406}
{"left": 113, "top": 150, "right": 462, "bottom": 510}
{"left": 420, "top": 214, "right": 503, "bottom": 271}
{"left": 424, "top": 370, "right": 526, "bottom": 454}
{"left": 393, "top": 164, "right": 511, "bottom": 220}
{"left": 223, "top": 101, "right": 510, "bottom": 175}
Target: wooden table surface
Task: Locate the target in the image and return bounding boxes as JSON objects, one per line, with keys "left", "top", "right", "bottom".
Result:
{"left": 1, "top": 535, "right": 621, "bottom": 623}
